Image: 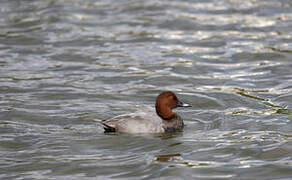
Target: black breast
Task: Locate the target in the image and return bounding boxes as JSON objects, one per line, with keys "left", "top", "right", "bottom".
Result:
{"left": 162, "top": 114, "right": 184, "bottom": 132}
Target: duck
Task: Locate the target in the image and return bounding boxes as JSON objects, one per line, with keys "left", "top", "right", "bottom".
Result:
{"left": 100, "top": 91, "right": 191, "bottom": 134}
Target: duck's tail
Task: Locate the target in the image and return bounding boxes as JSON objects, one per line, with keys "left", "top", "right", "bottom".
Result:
{"left": 94, "top": 119, "right": 116, "bottom": 133}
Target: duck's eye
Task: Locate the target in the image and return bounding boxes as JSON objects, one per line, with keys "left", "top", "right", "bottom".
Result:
{"left": 172, "top": 96, "right": 177, "bottom": 101}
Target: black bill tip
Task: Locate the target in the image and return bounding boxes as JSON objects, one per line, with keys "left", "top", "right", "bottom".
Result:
{"left": 177, "top": 100, "right": 191, "bottom": 107}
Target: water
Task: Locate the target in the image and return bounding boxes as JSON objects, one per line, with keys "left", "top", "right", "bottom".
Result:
{"left": 0, "top": 0, "right": 292, "bottom": 179}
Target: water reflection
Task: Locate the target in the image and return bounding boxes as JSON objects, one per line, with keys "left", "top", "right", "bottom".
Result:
{"left": 156, "top": 153, "right": 181, "bottom": 162}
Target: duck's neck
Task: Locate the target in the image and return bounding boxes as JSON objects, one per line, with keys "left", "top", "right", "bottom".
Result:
{"left": 155, "top": 104, "right": 175, "bottom": 120}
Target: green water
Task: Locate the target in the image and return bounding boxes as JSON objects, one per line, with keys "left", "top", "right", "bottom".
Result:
{"left": 0, "top": 0, "right": 291, "bottom": 179}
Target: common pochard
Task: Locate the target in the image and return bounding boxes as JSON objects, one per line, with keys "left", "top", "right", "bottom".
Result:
{"left": 100, "top": 91, "right": 191, "bottom": 133}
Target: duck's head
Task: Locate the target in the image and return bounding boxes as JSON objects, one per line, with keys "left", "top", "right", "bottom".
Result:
{"left": 155, "top": 91, "right": 191, "bottom": 120}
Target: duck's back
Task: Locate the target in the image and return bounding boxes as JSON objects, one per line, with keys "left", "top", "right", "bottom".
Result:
{"left": 101, "top": 109, "right": 164, "bottom": 133}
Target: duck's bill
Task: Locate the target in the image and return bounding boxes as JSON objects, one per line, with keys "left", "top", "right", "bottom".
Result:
{"left": 177, "top": 100, "right": 191, "bottom": 107}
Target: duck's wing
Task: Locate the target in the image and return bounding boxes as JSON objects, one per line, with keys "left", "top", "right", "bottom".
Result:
{"left": 100, "top": 114, "right": 135, "bottom": 133}
{"left": 100, "top": 111, "right": 164, "bottom": 133}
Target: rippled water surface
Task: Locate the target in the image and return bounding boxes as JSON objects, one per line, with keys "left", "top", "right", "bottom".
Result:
{"left": 1, "top": 0, "right": 292, "bottom": 179}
